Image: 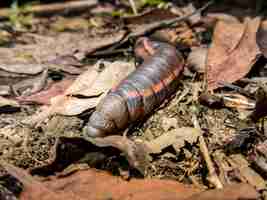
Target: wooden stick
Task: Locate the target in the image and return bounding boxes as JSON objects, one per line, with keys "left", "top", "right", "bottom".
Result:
{"left": 128, "top": 0, "right": 138, "bottom": 15}
{"left": 192, "top": 114, "right": 223, "bottom": 189}
{"left": 0, "top": 0, "right": 98, "bottom": 19}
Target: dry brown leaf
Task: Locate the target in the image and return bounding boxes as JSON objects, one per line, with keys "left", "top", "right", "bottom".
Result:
{"left": 23, "top": 61, "right": 134, "bottom": 125}
{"left": 0, "top": 97, "right": 19, "bottom": 108}
{"left": 65, "top": 61, "right": 135, "bottom": 96}
{"left": 0, "top": 30, "right": 126, "bottom": 77}
{"left": 184, "top": 183, "right": 259, "bottom": 200}
{"left": 206, "top": 17, "right": 261, "bottom": 90}
{"left": 228, "top": 154, "right": 266, "bottom": 190}
{"left": 213, "top": 151, "right": 265, "bottom": 191}
{"left": 16, "top": 79, "right": 74, "bottom": 105}
{"left": 52, "top": 60, "right": 135, "bottom": 116}
{"left": 0, "top": 63, "right": 45, "bottom": 75}
{"left": 146, "top": 127, "right": 201, "bottom": 154}
{"left": 1, "top": 162, "right": 201, "bottom": 200}
{"left": 1, "top": 162, "right": 258, "bottom": 200}
{"left": 87, "top": 135, "right": 151, "bottom": 174}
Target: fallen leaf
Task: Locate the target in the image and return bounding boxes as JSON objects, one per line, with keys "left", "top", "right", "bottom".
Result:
{"left": 23, "top": 61, "right": 134, "bottom": 125}
{"left": 0, "top": 30, "right": 127, "bottom": 78}
{"left": 0, "top": 63, "right": 45, "bottom": 75}
{"left": 16, "top": 79, "right": 74, "bottom": 105}
{"left": 0, "top": 97, "right": 19, "bottom": 109}
{"left": 46, "top": 55, "right": 85, "bottom": 75}
{"left": 1, "top": 162, "right": 258, "bottom": 200}
{"left": 184, "top": 183, "right": 259, "bottom": 200}
{"left": 29, "top": 135, "right": 150, "bottom": 176}
{"left": 146, "top": 127, "right": 201, "bottom": 154}
{"left": 213, "top": 151, "right": 265, "bottom": 191}
{"left": 2, "top": 162, "right": 201, "bottom": 200}
{"left": 228, "top": 154, "right": 266, "bottom": 190}
{"left": 49, "top": 94, "right": 101, "bottom": 115}
{"left": 87, "top": 135, "right": 151, "bottom": 174}
{"left": 65, "top": 61, "right": 135, "bottom": 96}
{"left": 12, "top": 69, "right": 48, "bottom": 96}
{"left": 206, "top": 17, "right": 261, "bottom": 90}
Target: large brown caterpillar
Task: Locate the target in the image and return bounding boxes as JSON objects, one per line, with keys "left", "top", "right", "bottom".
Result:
{"left": 85, "top": 37, "right": 184, "bottom": 137}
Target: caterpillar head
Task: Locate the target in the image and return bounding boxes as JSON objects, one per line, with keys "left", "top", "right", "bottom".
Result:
{"left": 84, "top": 111, "right": 116, "bottom": 137}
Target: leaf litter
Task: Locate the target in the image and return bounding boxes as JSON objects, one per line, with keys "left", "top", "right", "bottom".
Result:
{"left": 1, "top": 1, "right": 267, "bottom": 200}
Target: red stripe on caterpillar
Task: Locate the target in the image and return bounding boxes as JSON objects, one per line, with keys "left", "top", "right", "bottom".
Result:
{"left": 85, "top": 37, "right": 184, "bottom": 137}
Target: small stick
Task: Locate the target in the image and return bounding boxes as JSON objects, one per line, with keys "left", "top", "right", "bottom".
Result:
{"left": 114, "top": 1, "right": 213, "bottom": 48}
{"left": 128, "top": 0, "right": 138, "bottom": 15}
{"left": 0, "top": 0, "right": 98, "bottom": 19}
{"left": 192, "top": 114, "right": 223, "bottom": 189}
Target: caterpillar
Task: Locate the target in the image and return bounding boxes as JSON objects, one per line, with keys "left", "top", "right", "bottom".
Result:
{"left": 85, "top": 37, "right": 184, "bottom": 137}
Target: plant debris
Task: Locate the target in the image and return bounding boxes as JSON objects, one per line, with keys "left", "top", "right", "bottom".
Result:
{"left": 0, "top": 1, "right": 267, "bottom": 199}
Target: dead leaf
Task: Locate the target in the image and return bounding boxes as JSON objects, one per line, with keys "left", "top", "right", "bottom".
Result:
{"left": 0, "top": 63, "right": 45, "bottom": 75}
{"left": 12, "top": 69, "right": 48, "bottom": 96}
{"left": 16, "top": 79, "right": 74, "bottom": 105}
{"left": 0, "top": 97, "right": 19, "bottom": 109}
{"left": 1, "top": 162, "right": 258, "bottom": 200}
{"left": 87, "top": 135, "right": 151, "bottom": 174}
{"left": 206, "top": 17, "right": 261, "bottom": 90}
{"left": 146, "top": 127, "right": 201, "bottom": 154}
{"left": 0, "top": 30, "right": 127, "bottom": 78}
{"left": 23, "top": 61, "right": 134, "bottom": 125}
{"left": 28, "top": 135, "right": 150, "bottom": 176}
{"left": 65, "top": 61, "right": 135, "bottom": 96}
{"left": 184, "top": 183, "right": 259, "bottom": 200}
{"left": 213, "top": 151, "right": 265, "bottom": 191}
{"left": 1, "top": 162, "right": 201, "bottom": 200}
{"left": 228, "top": 154, "right": 266, "bottom": 190}
{"left": 46, "top": 55, "right": 85, "bottom": 75}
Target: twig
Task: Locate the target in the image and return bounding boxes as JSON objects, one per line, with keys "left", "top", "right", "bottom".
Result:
{"left": 115, "top": 0, "right": 213, "bottom": 48}
{"left": 192, "top": 114, "right": 223, "bottom": 189}
{"left": 0, "top": 0, "right": 98, "bottom": 20}
{"left": 128, "top": 0, "right": 138, "bottom": 15}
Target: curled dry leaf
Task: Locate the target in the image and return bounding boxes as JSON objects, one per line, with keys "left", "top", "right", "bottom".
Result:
{"left": 29, "top": 128, "right": 200, "bottom": 177}
{"left": 0, "top": 63, "right": 45, "bottom": 75}
{"left": 228, "top": 154, "right": 266, "bottom": 190}
{"left": 0, "top": 97, "right": 19, "bottom": 109}
{"left": 29, "top": 135, "right": 150, "bottom": 175}
{"left": 1, "top": 162, "right": 201, "bottom": 200}
{"left": 16, "top": 79, "right": 74, "bottom": 105}
{"left": 23, "top": 61, "right": 135, "bottom": 125}
{"left": 53, "top": 60, "right": 135, "bottom": 116}
{"left": 13, "top": 69, "right": 48, "bottom": 96}
{"left": 1, "top": 162, "right": 259, "bottom": 200}
{"left": 146, "top": 127, "right": 201, "bottom": 154}
{"left": 213, "top": 151, "right": 265, "bottom": 191}
{"left": 206, "top": 17, "right": 261, "bottom": 90}
{"left": 0, "top": 30, "right": 127, "bottom": 77}
{"left": 87, "top": 135, "right": 151, "bottom": 174}
{"left": 183, "top": 183, "right": 259, "bottom": 200}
